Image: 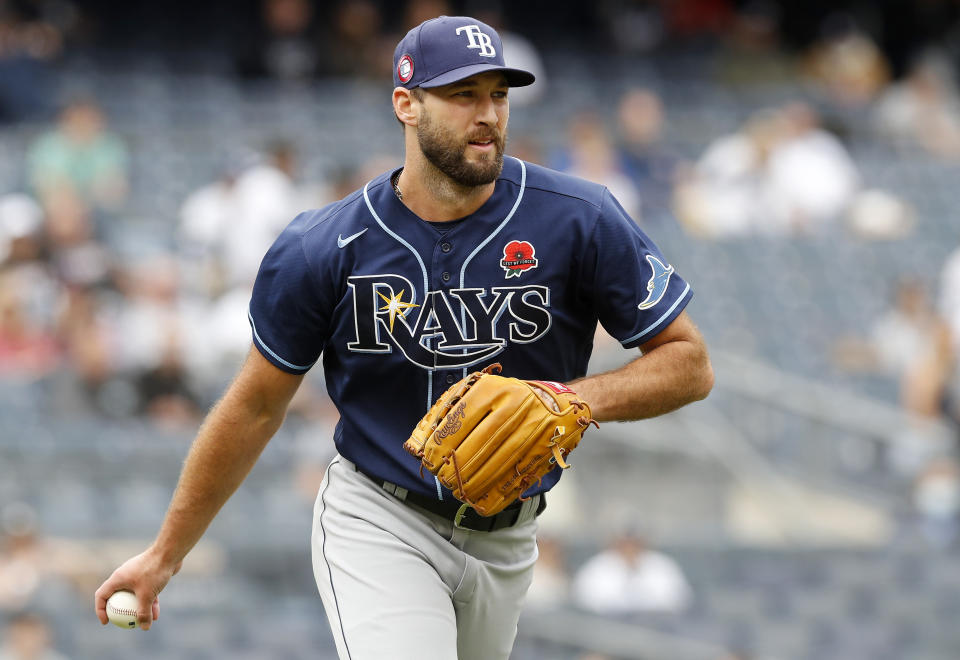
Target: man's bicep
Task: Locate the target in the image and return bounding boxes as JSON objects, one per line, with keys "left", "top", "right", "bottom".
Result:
{"left": 637, "top": 310, "right": 705, "bottom": 354}
{"left": 229, "top": 345, "right": 307, "bottom": 415}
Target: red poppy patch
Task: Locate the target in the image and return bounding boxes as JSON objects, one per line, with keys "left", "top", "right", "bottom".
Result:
{"left": 501, "top": 240, "right": 538, "bottom": 278}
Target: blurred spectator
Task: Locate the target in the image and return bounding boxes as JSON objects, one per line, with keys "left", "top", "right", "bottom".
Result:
{"left": 761, "top": 102, "right": 860, "bottom": 234}
{"left": 716, "top": 1, "right": 795, "bottom": 87}
{"left": 180, "top": 140, "right": 320, "bottom": 291}
{"left": 0, "top": 194, "right": 44, "bottom": 266}
{"left": 177, "top": 140, "right": 330, "bottom": 395}
{"left": 899, "top": 317, "right": 954, "bottom": 425}
{"left": 673, "top": 109, "right": 773, "bottom": 237}
{"left": 135, "top": 341, "right": 203, "bottom": 428}
{"left": 844, "top": 188, "right": 916, "bottom": 240}
{"left": 910, "top": 457, "right": 960, "bottom": 551}
{"left": 26, "top": 97, "right": 129, "bottom": 213}
{"left": 873, "top": 52, "right": 960, "bottom": 159}
{"left": 572, "top": 531, "right": 692, "bottom": 615}
{"left": 674, "top": 102, "right": 859, "bottom": 237}
{"left": 836, "top": 278, "right": 945, "bottom": 378}
{"left": 834, "top": 278, "right": 953, "bottom": 419}
{"left": 525, "top": 535, "right": 571, "bottom": 609}
{"left": 0, "top": 2, "right": 75, "bottom": 124}
{"left": 42, "top": 187, "right": 110, "bottom": 288}
{"left": 183, "top": 283, "right": 253, "bottom": 394}
{"left": 614, "top": 88, "right": 680, "bottom": 217}
{"left": 802, "top": 26, "right": 889, "bottom": 108}
{"left": 53, "top": 285, "right": 115, "bottom": 412}
{"left": 938, "top": 242, "right": 960, "bottom": 354}
{"left": 113, "top": 254, "right": 204, "bottom": 426}
{"left": 0, "top": 269, "right": 59, "bottom": 379}
{"left": 0, "top": 193, "right": 62, "bottom": 380}
{"left": 236, "top": 0, "right": 322, "bottom": 80}
{"left": 178, "top": 156, "right": 249, "bottom": 299}
{"left": 0, "top": 503, "right": 43, "bottom": 611}
{"left": 322, "top": 0, "right": 389, "bottom": 80}
{"left": 0, "top": 612, "right": 68, "bottom": 660}
{"left": 227, "top": 140, "right": 318, "bottom": 285}
{"left": 597, "top": 0, "right": 665, "bottom": 54}
{"left": 236, "top": 0, "right": 392, "bottom": 82}
{"left": 559, "top": 112, "right": 642, "bottom": 220}
{"left": 0, "top": 502, "right": 95, "bottom": 616}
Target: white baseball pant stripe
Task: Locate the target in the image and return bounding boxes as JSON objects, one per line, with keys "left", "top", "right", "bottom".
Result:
{"left": 311, "top": 456, "right": 539, "bottom": 660}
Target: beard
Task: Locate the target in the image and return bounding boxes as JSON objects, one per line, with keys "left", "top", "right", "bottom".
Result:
{"left": 417, "top": 109, "right": 506, "bottom": 187}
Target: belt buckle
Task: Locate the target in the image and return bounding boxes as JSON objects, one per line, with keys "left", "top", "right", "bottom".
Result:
{"left": 453, "top": 503, "right": 498, "bottom": 532}
{"left": 455, "top": 500, "right": 528, "bottom": 532}
{"left": 453, "top": 503, "right": 470, "bottom": 528}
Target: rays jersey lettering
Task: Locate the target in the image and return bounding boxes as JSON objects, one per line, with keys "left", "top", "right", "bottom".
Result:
{"left": 347, "top": 274, "right": 550, "bottom": 369}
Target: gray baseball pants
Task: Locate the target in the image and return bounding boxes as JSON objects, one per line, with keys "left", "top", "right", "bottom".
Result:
{"left": 311, "top": 456, "right": 540, "bottom": 660}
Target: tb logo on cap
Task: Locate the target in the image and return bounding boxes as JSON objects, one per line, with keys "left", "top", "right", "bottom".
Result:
{"left": 455, "top": 25, "right": 496, "bottom": 57}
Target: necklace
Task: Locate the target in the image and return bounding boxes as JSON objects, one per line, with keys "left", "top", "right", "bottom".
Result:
{"left": 392, "top": 169, "right": 403, "bottom": 201}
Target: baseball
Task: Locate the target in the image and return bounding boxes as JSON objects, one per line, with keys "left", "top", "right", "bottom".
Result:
{"left": 106, "top": 590, "right": 139, "bottom": 629}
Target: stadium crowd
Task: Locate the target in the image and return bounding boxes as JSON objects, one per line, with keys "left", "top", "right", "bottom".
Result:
{"left": 3, "top": 0, "right": 960, "bottom": 658}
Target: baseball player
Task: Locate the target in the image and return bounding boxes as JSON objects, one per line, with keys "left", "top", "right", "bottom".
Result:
{"left": 94, "top": 15, "right": 713, "bottom": 660}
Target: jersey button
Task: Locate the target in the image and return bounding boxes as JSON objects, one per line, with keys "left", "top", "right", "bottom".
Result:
{"left": 446, "top": 373, "right": 456, "bottom": 384}
{"left": 440, "top": 242, "right": 452, "bottom": 253}
{"left": 441, "top": 271, "right": 451, "bottom": 282}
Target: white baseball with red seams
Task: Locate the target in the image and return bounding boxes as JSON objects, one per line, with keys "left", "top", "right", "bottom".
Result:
{"left": 105, "top": 590, "right": 139, "bottom": 629}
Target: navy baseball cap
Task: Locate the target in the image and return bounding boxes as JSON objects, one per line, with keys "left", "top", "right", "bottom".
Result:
{"left": 393, "top": 16, "right": 535, "bottom": 89}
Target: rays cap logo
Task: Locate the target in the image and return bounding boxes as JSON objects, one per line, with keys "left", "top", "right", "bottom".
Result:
{"left": 393, "top": 16, "right": 536, "bottom": 90}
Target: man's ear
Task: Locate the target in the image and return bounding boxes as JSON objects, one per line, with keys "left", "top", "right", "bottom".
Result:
{"left": 393, "top": 87, "right": 419, "bottom": 128}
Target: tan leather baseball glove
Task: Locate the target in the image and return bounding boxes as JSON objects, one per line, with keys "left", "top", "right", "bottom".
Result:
{"left": 403, "top": 363, "right": 598, "bottom": 521}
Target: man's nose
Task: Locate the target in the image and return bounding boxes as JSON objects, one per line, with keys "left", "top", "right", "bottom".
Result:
{"left": 475, "top": 96, "right": 499, "bottom": 126}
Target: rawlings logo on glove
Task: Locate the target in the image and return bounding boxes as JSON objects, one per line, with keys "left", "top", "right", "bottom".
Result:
{"left": 403, "top": 363, "right": 598, "bottom": 521}
{"left": 437, "top": 401, "right": 467, "bottom": 439}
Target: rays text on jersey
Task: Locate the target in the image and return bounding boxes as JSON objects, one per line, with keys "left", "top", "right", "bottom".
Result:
{"left": 346, "top": 274, "right": 551, "bottom": 369}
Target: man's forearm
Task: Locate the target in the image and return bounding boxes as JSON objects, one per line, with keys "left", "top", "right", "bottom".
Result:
{"left": 150, "top": 399, "right": 284, "bottom": 564}
{"left": 571, "top": 330, "right": 713, "bottom": 423}
{"left": 149, "top": 350, "right": 302, "bottom": 566}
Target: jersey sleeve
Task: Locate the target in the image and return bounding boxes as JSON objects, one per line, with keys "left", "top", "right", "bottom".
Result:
{"left": 248, "top": 217, "right": 331, "bottom": 374}
{"left": 584, "top": 189, "right": 693, "bottom": 349}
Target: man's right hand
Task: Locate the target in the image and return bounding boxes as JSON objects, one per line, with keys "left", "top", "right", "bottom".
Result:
{"left": 94, "top": 548, "right": 182, "bottom": 630}
{"left": 92, "top": 349, "right": 302, "bottom": 631}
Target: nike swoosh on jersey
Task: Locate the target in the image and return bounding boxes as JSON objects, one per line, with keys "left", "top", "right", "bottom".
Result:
{"left": 337, "top": 228, "right": 368, "bottom": 248}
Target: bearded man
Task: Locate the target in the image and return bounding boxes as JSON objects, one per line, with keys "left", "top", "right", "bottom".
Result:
{"left": 95, "top": 15, "right": 713, "bottom": 660}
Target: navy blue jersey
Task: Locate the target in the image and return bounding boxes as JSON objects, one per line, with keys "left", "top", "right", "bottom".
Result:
{"left": 249, "top": 157, "right": 692, "bottom": 499}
